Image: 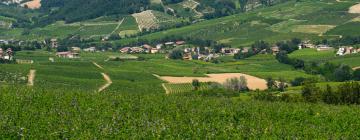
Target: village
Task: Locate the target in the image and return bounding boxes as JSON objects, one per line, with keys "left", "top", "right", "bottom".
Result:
{"left": 1, "top": 38, "right": 360, "bottom": 62}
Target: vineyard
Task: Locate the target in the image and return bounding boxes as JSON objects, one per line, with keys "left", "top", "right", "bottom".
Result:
{"left": 132, "top": 10, "right": 160, "bottom": 31}
{"left": 164, "top": 83, "right": 209, "bottom": 94}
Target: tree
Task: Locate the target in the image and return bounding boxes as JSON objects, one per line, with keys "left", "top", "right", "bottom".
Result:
{"left": 322, "top": 84, "right": 338, "bottom": 104}
{"left": 278, "top": 78, "right": 287, "bottom": 92}
{"left": 169, "top": 49, "right": 183, "bottom": 60}
{"left": 353, "top": 69, "right": 360, "bottom": 81}
{"left": 192, "top": 79, "right": 201, "bottom": 91}
{"left": 239, "top": 76, "right": 248, "bottom": 91}
{"left": 223, "top": 76, "right": 248, "bottom": 92}
{"left": 302, "top": 83, "right": 321, "bottom": 103}
{"left": 266, "top": 77, "right": 277, "bottom": 90}
{"left": 333, "top": 65, "right": 352, "bottom": 82}
{"left": 291, "top": 77, "right": 306, "bottom": 86}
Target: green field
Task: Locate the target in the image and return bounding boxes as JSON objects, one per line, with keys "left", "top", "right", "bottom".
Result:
{"left": 289, "top": 48, "right": 360, "bottom": 67}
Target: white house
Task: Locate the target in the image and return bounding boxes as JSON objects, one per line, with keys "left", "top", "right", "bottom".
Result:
{"left": 56, "top": 52, "right": 80, "bottom": 59}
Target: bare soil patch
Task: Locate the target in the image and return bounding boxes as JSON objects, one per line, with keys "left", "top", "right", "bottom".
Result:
{"left": 158, "top": 73, "right": 267, "bottom": 90}
{"left": 349, "top": 3, "right": 360, "bottom": 14}
{"left": 22, "top": 0, "right": 41, "bottom": 9}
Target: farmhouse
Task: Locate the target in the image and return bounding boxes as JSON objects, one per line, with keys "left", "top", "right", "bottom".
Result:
{"left": 142, "top": 44, "right": 152, "bottom": 53}
{"left": 56, "top": 52, "right": 80, "bottom": 59}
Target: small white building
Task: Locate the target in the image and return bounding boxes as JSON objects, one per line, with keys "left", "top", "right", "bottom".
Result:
{"left": 56, "top": 52, "right": 80, "bottom": 59}
{"left": 83, "top": 47, "right": 96, "bottom": 52}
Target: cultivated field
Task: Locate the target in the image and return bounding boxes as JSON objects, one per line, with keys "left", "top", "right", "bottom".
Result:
{"left": 349, "top": 3, "right": 360, "bottom": 13}
{"left": 21, "top": 0, "right": 41, "bottom": 9}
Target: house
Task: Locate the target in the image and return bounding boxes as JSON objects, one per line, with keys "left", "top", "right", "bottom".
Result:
{"left": 156, "top": 44, "right": 163, "bottom": 49}
{"left": 165, "top": 42, "right": 175, "bottom": 46}
{"left": 221, "top": 48, "right": 240, "bottom": 55}
{"left": 142, "top": 44, "right": 152, "bottom": 53}
{"left": 56, "top": 52, "right": 80, "bottom": 59}
{"left": 316, "top": 45, "right": 333, "bottom": 51}
{"left": 337, "top": 47, "right": 359, "bottom": 56}
{"left": 71, "top": 47, "right": 81, "bottom": 52}
{"left": 184, "top": 48, "right": 192, "bottom": 53}
{"left": 3, "top": 48, "right": 13, "bottom": 60}
{"left": 130, "top": 47, "right": 144, "bottom": 53}
{"left": 299, "top": 41, "right": 316, "bottom": 49}
{"left": 83, "top": 47, "right": 96, "bottom": 52}
{"left": 0, "top": 48, "right": 3, "bottom": 58}
{"left": 51, "top": 38, "right": 58, "bottom": 48}
{"left": 271, "top": 46, "right": 280, "bottom": 54}
{"left": 182, "top": 53, "right": 192, "bottom": 60}
{"left": 176, "top": 41, "right": 185, "bottom": 46}
{"left": 241, "top": 47, "right": 250, "bottom": 53}
{"left": 150, "top": 48, "right": 159, "bottom": 54}
{"left": 336, "top": 47, "right": 346, "bottom": 56}
{"left": 0, "top": 40, "right": 9, "bottom": 45}
{"left": 120, "top": 47, "right": 131, "bottom": 53}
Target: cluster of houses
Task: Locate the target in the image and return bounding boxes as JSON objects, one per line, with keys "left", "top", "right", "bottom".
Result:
{"left": 336, "top": 46, "right": 360, "bottom": 56}
{"left": 120, "top": 41, "right": 186, "bottom": 54}
{"left": 0, "top": 48, "right": 14, "bottom": 60}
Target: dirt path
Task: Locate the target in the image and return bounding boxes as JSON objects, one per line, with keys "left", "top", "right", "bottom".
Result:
{"left": 353, "top": 66, "right": 360, "bottom": 70}
{"left": 349, "top": 3, "right": 360, "bottom": 14}
{"left": 92, "top": 62, "right": 104, "bottom": 69}
{"left": 27, "top": 70, "right": 36, "bottom": 86}
{"left": 162, "top": 83, "right": 170, "bottom": 94}
{"left": 98, "top": 73, "right": 112, "bottom": 92}
{"left": 109, "top": 18, "right": 125, "bottom": 35}
{"left": 156, "top": 73, "right": 268, "bottom": 90}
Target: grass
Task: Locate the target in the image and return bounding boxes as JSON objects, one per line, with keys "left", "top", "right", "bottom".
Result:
{"left": 289, "top": 48, "right": 336, "bottom": 62}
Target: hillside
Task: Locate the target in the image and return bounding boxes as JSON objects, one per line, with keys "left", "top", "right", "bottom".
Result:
{"left": 115, "top": 0, "right": 360, "bottom": 47}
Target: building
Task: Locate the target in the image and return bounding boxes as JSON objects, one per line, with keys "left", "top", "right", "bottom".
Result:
{"left": 299, "top": 41, "right": 316, "bottom": 49}
{"left": 142, "top": 44, "right": 152, "bottom": 53}
{"left": 83, "top": 47, "right": 96, "bottom": 52}
{"left": 221, "top": 48, "right": 240, "bottom": 55}
{"left": 130, "top": 47, "right": 144, "bottom": 53}
{"left": 156, "top": 44, "right": 163, "bottom": 49}
{"left": 175, "top": 41, "right": 185, "bottom": 46}
{"left": 165, "top": 42, "right": 175, "bottom": 46}
{"left": 150, "top": 48, "right": 159, "bottom": 54}
{"left": 316, "top": 45, "right": 333, "bottom": 51}
{"left": 337, "top": 47, "right": 359, "bottom": 56}
{"left": 120, "top": 47, "right": 131, "bottom": 53}
{"left": 71, "top": 47, "right": 81, "bottom": 53}
{"left": 0, "top": 48, "right": 3, "bottom": 58}
{"left": 56, "top": 52, "right": 80, "bottom": 59}
{"left": 271, "top": 46, "right": 280, "bottom": 54}
{"left": 51, "top": 38, "right": 58, "bottom": 48}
